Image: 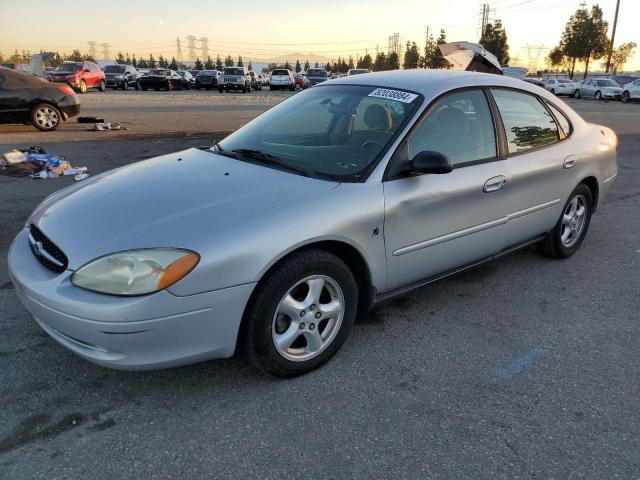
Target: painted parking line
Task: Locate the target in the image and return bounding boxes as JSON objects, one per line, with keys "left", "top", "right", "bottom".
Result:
{"left": 497, "top": 345, "right": 550, "bottom": 380}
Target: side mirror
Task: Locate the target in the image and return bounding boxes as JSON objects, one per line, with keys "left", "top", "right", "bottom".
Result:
{"left": 410, "top": 151, "right": 453, "bottom": 174}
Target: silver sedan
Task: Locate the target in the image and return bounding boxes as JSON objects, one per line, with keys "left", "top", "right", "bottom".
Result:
{"left": 8, "top": 71, "right": 618, "bottom": 377}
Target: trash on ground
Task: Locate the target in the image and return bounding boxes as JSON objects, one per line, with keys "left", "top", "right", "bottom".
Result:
{"left": 77, "top": 116, "right": 105, "bottom": 123}
{"left": 0, "top": 146, "right": 88, "bottom": 180}
{"left": 89, "top": 122, "right": 125, "bottom": 131}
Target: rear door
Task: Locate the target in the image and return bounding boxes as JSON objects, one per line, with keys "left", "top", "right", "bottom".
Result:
{"left": 383, "top": 88, "right": 509, "bottom": 290}
{"left": 489, "top": 88, "right": 574, "bottom": 246}
{"left": 0, "top": 70, "right": 32, "bottom": 123}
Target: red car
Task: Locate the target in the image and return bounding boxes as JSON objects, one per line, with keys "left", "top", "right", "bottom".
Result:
{"left": 48, "top": 61, "right": 105, "bottom": 94}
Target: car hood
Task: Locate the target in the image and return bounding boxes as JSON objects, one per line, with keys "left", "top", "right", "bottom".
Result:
{"left": 29, "top": 148, "right": 338, "bottom": 270}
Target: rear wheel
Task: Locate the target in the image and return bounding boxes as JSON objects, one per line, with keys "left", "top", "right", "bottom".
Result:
{"left": 218, "top": 88, "right": 224, "bottom": 93}
{"left": 122, "top": 80, "right": 128, "bottom": 91}
{"left": 538, "top": 184, "right": 593, "bottom": 259}
{"left": 78, "top": 80, "right": 87, "bottom": 94}
{"left": 97, "top": 80, "right": 106, "bottom": 92}
{"left": 622, "top": 91, "right": 630, "bottom": 103}
{"left": 550, "top": 88, "right": 555, "bottom": 95}
{"left": 574, "top": 89, "right": 581, "bottom": 99}
{"left": 167, "top": 81, "right": 173, "bottom": 91}
{"left": 243, "top": 249, "right": 358, "bottom": 378}
{"left": 135, "top": 80, "right": 141, "bottom": 91}
{"left": 31, "top": 103, "right": 61, "bottom": 131}
{"left": 594, "top": 91, "right": 602, "bottom": 101}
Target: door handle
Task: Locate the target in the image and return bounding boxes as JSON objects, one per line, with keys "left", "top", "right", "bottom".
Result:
{"left": 563, "top": 156, "right": 577, "bottom": 169}
{"left": 483, "top": 175, "right": 507, "bottom": 193}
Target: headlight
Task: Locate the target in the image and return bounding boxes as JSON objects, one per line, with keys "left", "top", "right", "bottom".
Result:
{"left": 71, "top": 248, "right": 199, "bottom": 296}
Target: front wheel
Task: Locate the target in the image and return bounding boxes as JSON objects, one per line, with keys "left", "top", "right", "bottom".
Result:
{"left": 574, "top": 89, "right": 581, "bottom": 99}
{"left": 135, "top": 80, "right": 141, "bottom": 90}
{"left": 97, "top": 80, "right": 106, "bottom": 92}
{"left": 550, "top": 89, "right": 555, "bottom": 95}
{"left": 78, "top": 80, "right": 87, "bottom": 94}
{"left": 122, "top": 80, "right": 128, "bottom": 91}
{"left": 31, "top": 103, "right": 61, "bottom": 131}
{"left": 622, "top": 91, "right": 630, "bottom": 103}
{"left": 538, "top": 184, "right": 593, "bottom": 259}
{"left": 243, "top": 249, "right": 358, "bottom": 378}
{"left": 594, "top": 91, "right": 602, "bottom": 101}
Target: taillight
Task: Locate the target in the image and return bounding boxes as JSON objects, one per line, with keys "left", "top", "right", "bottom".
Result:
{"left": 58, "top": 85, "right": 74, "bottom": 95}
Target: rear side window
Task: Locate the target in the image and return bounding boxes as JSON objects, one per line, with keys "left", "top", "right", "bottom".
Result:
{"left": 545, "top": 102, "right": 572, "bottom": 137}
{"left": 407, "top": 89, "right": 496, "bottom": 166}
{"left": 491, "top": 89, "right": 559, "bottom": 153}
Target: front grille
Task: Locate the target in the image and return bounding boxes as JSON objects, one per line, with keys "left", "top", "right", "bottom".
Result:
{"left": 28, "top": 224, "right": 68, "bottom": 273}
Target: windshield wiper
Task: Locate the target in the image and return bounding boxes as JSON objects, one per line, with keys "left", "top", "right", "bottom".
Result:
{"left": 230, "top": 148, "right": 318, "bottom": 179}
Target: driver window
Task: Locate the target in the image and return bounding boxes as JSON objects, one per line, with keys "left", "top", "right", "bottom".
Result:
{"left": 407, "top": 89, "right": 497, "bottom": 166}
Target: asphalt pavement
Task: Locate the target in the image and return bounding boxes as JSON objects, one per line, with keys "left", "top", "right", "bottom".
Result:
{"left": 0, "top": 95, "right": 639, "bottom": 479}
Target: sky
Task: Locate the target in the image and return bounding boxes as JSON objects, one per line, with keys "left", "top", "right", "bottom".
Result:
{"left": 0, "top": 0, "right": 638, "bottom": 71}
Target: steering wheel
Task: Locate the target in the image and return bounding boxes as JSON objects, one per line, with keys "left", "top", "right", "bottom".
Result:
{"left": 362, "top": 139, "right": 385, "bottom": 150}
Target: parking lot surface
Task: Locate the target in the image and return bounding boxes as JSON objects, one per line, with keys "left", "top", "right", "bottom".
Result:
{"left": 0, "top": 95, "right": 639, "bottom": 479}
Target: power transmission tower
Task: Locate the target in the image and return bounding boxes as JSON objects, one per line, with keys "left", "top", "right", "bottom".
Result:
{"left": 186, "top": 35, "right": 197, "bottom": 61}
{"left": 526, "top": 44, "right": 547, "bottom": 73}
{"left": 388, "top": 33, "right": 401, "bottom": 56}
{"left": 176, "top": 37, "right": 183, "bottom": 64}
{"left": 87, "top": 41, "right": 97, "bottom": 59}
{"left": 199, "top": 37, "right": 209, "bottom": 60}
{"left": 100, "top": 43, "right": 111, "bottom": 60}
{"left": 605, "top": 0, "right": 621, "bottom": 72}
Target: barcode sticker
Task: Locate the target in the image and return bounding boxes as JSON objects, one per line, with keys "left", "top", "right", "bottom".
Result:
{"left": 368, "top": 88, "right": 418, "bottom": 103}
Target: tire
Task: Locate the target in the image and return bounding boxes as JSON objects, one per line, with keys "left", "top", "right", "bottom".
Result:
{"left": 122, "top": 80, "right": 128, "bottom": 91}
{"left": 97, "top": 80, "right": 106, "bottom": 92}
{"left": 142, "top": 86, "right": 147, "bottom": 91}
{"left": 595, "top": 91, "right": 601, "bottom": 101}
{"left": 78, "top": 80, "right": 87, "bottom": 94}
{"left": 167, "top": 81, "right": 173, "bottom": 91}
{"left": 135, "top": 80, "right": 141, "bottom": 91}
{"left": 574, "top": 89, "right": 581, "bottom": 99}
{"left": 30, "top": 103, "right": 61, "bottom": 131}
{"left": 538, "top": 184, "right": 593, "bottom": 259}
{"left": 243, "top": 249, "right": 358, "bottom": 378}
{"left": 218, "top": 88, "right": 223, "bottom": 93}
{"left": 247, "top": 84, "right": 251, "bottom": 93}
{"left": 270, "top": 86, "right": 277, "bottom": 91}
{"left": 622, "top": 91, "right": 630, "bottom": 103}
{"left": 550, "top": 89, "right": 555, "bottom": 95}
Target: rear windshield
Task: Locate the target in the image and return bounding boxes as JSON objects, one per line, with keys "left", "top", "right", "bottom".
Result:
{"left": 596, "top": 79, "right": 618, "bottom": 87}
{"left": 54, "top": 63, "right": 81, "bottom": 72}
{"left": 150, "top": 70, "right": 171, "bottom": 76}
{"left": 104, "top": 65, "right": 126, "bottom": 73}
{"left": 307, "top": 69, "right": 327, "bottom": 77}
{"left": 224, "top": 68, "right": 244, "bottom": 75}
{"left": 272, "top": 70, "right": 289, "bottom": 76}
{"left": 198, "top": 70, "right": 217, "bottom": 76}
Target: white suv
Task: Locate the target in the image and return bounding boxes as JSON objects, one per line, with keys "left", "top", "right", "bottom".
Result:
{"left": 622, "top": 79, "right": 640, "bottom": 103}
{"left": 545, "top": 78, "right": 576, "bottom": 97}
{"left": 270, "top": 69, "right": 295, "bottom": 91}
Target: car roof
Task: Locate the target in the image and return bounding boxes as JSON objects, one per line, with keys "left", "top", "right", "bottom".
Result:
{"left": 323, "top": 70, "right": 551, "bottom": 98}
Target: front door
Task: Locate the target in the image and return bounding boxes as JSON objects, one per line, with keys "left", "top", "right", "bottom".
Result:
{"left": 383, "top": 88, "right": 509, "bottom": 290}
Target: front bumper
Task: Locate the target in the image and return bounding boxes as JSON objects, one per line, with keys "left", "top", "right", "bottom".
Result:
{"left": 8, "top": 228, "right": 255, "bottom": 370}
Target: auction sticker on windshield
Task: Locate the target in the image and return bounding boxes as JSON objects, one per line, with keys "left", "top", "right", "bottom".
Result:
{"left": 368, "top": 88, "right": 418, "bottom": 103}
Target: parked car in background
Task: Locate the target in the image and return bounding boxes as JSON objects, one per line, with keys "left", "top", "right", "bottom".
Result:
{"left": 270, "top": 69, "right": 295, "bottom": 91}
{"left": 261, "top": 73, "right": 270, "bottom": 86}
{"left": 523, "top": 77, "right": 545, "bottom": 88}
{"left": 195, "top": 70, "right": 221, "bottom": 90}
{"left": 293, "top": 73, "right": 310, "bottom": 91}
{"left": 177, "top": 71, "right": 196, "bottom": 89}
{"left": 248, "top": 71, "right": 263, "bottom": 91}
{"left": 139, "top": 69, "right": 184, "bottom": 91}
{"left": 621, "top": 79, "right": 640, "bottom": 103}
{"left": 189, "top": 70, "right": 202, "bottom": 78}
{"left": 611, "top": 74, "right": 639, "bottom": 89}
{"left": 347, "top": 68, "right": 369, "bottom": 76}
{"left": 104, "top": 64, "right": 141, "bottom": 90}
{"left": 48, "top": 61, "right": 105, "bottom": 94}
{"left": 545, "top": 78, "right": 576, "bottom": 96}
{"left": 8, "top": 71, "right": 617, "bottom": 377}
{"left": 219, "top": 66, "right": 251, "bottom": 93}
{"left": 574, "top": 78, "right": 623, "bottom": 100}
{"left": 306, "top": 68, "right": 328, "bottom": 85}
{"left": 0, "top": 68, "right": 80, "bottom": 131}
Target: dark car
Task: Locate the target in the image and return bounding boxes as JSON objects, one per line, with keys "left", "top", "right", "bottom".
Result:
{"left": 0, "top": 68, "right": 80, "bottom": 131}
{"left": 610, "top": 74, "right": 639, "bottom": 89}
{"left": 195, "top": 70, "right": 221, "bottom": 90}
{"left": 248, "top": 71, "right": 263, "bottom": 91}
{"left": 177, "top": 71, "right": 195, "bottom": 89}
{"left": 139, "top": 69, "right": 184, "bottom": 91}
{"left": 104, "top": 64, "right": 141, "bottom": 90}
{"left": 188, "top": 70, "right": 201, "bottom": 78}
{"left": 306, "top": 68, "right": 328, "bottom": 85}
{"left": 219, "top": 66, "right": 251, "bottom": 93}
{"left": 48, "top": 61, "right": 105, "bottom": 94}
{"left": 524, "top": 77, "right": 545, "bottom": 88}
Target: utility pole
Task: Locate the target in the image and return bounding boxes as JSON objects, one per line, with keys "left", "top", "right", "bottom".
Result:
{"left": 479, "top": 3, "right": 489, "bottom": 39}
{"left": 605, "top": 0, "right": 620, "bottom": 73}
{"left": 87, "top": 41, "right": 97, "bottom": 60}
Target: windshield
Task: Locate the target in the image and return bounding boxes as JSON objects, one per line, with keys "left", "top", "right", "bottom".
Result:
{"left": 104, "top": 65, "right": 126, "bottom": 73}
{"left": 198, "top": 70, "right": 216, "bottom": 76}
{"left": 272, "top": 70, "right": 289, "bottom": 76}
{"left": 150, "top": 70, "right": 171, "bottom": 76}
{"left": 596, "top": 79, "right": 618, "bottom": 87}
{"left": 224, "top": 68, "right": 244, "bottom": 75}
{"left": 54, "top": 63, "right": 81, "bottom": 72}
{"left": 307, "top": 69, "right": 327, "bottom": 77}
{"left": 217, "top": 85, "right": 421, "bottom": 182}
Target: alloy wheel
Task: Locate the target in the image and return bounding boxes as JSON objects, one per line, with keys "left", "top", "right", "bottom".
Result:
{"left": 272, "top": 275, "right": 344, "bottom": 362}
{"left": 560, "top": 194, "right": 587, "bottom": 248}
{"left": 34, "top": 106, "right": 59, "bottom": 130}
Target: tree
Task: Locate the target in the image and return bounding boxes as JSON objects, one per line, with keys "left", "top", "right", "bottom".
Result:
{"left": 205, "top": 55, "right": 214, "bottom": 70}
{"left": 216, "top": 55, "right": 224, "bottom": 71}
{"left": 148, "top": 54, "right": 155, "bottom": 68}
{"left": 373, "top": 52, "right": 388, "bottom": 71}
{"left": 248, "top": 61, "right": 253, "bottom": 71}
{"left": 304, "top": 59, "right": 310, "bottom": 71}
{"left": 224, "top": 55, "right": 234, "bottom": 67}
{"left": 480, "top": 19, "right": 510, "bottom": 66}
{"left": 131, "top": 55, "right": 138, "bottom": 68}
{"left": 116, "top": 52, "right": 125, "bottom": 64}
{"left": 314, "top": 61, "right": 319, "bottom": 68}
{"left": 348, "top": 56, "right": 355, "bottom": 70}
{"left": 283, "top": 60, "right": 291, "bottom": 70}
{"left": 423, "top": 29, "right": 452, "bottom": 69}
{"left": 169, "top": 57, "right": 178, "bottom": 70}
{"left": 237, "top": 55, "right": 244, "bottom": 67}
{"left": 387, "top": 52, "right": 400, "bottom": 70}
{"left": 137, "top": 58, "right": 147, "bottom": 68}
{"left": 158, "top": 55, "right": 167, "bottom": 68}
{"left": 295, "top": 59, "right": 301, "bottom": 72}
{"left": 66, "top": 49, "right": 83, "bottom": 62}
{"left": 403, "top": 41, "right": 420, "bottom": 70}
{"left": 358, "top": 53, "right": 373, "bottom": 70}
{"left": 610, "top": 42, "right": 637, "bottom": 74}
{"left": 194, "top": 58, "right": 203, "bottom": 70}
